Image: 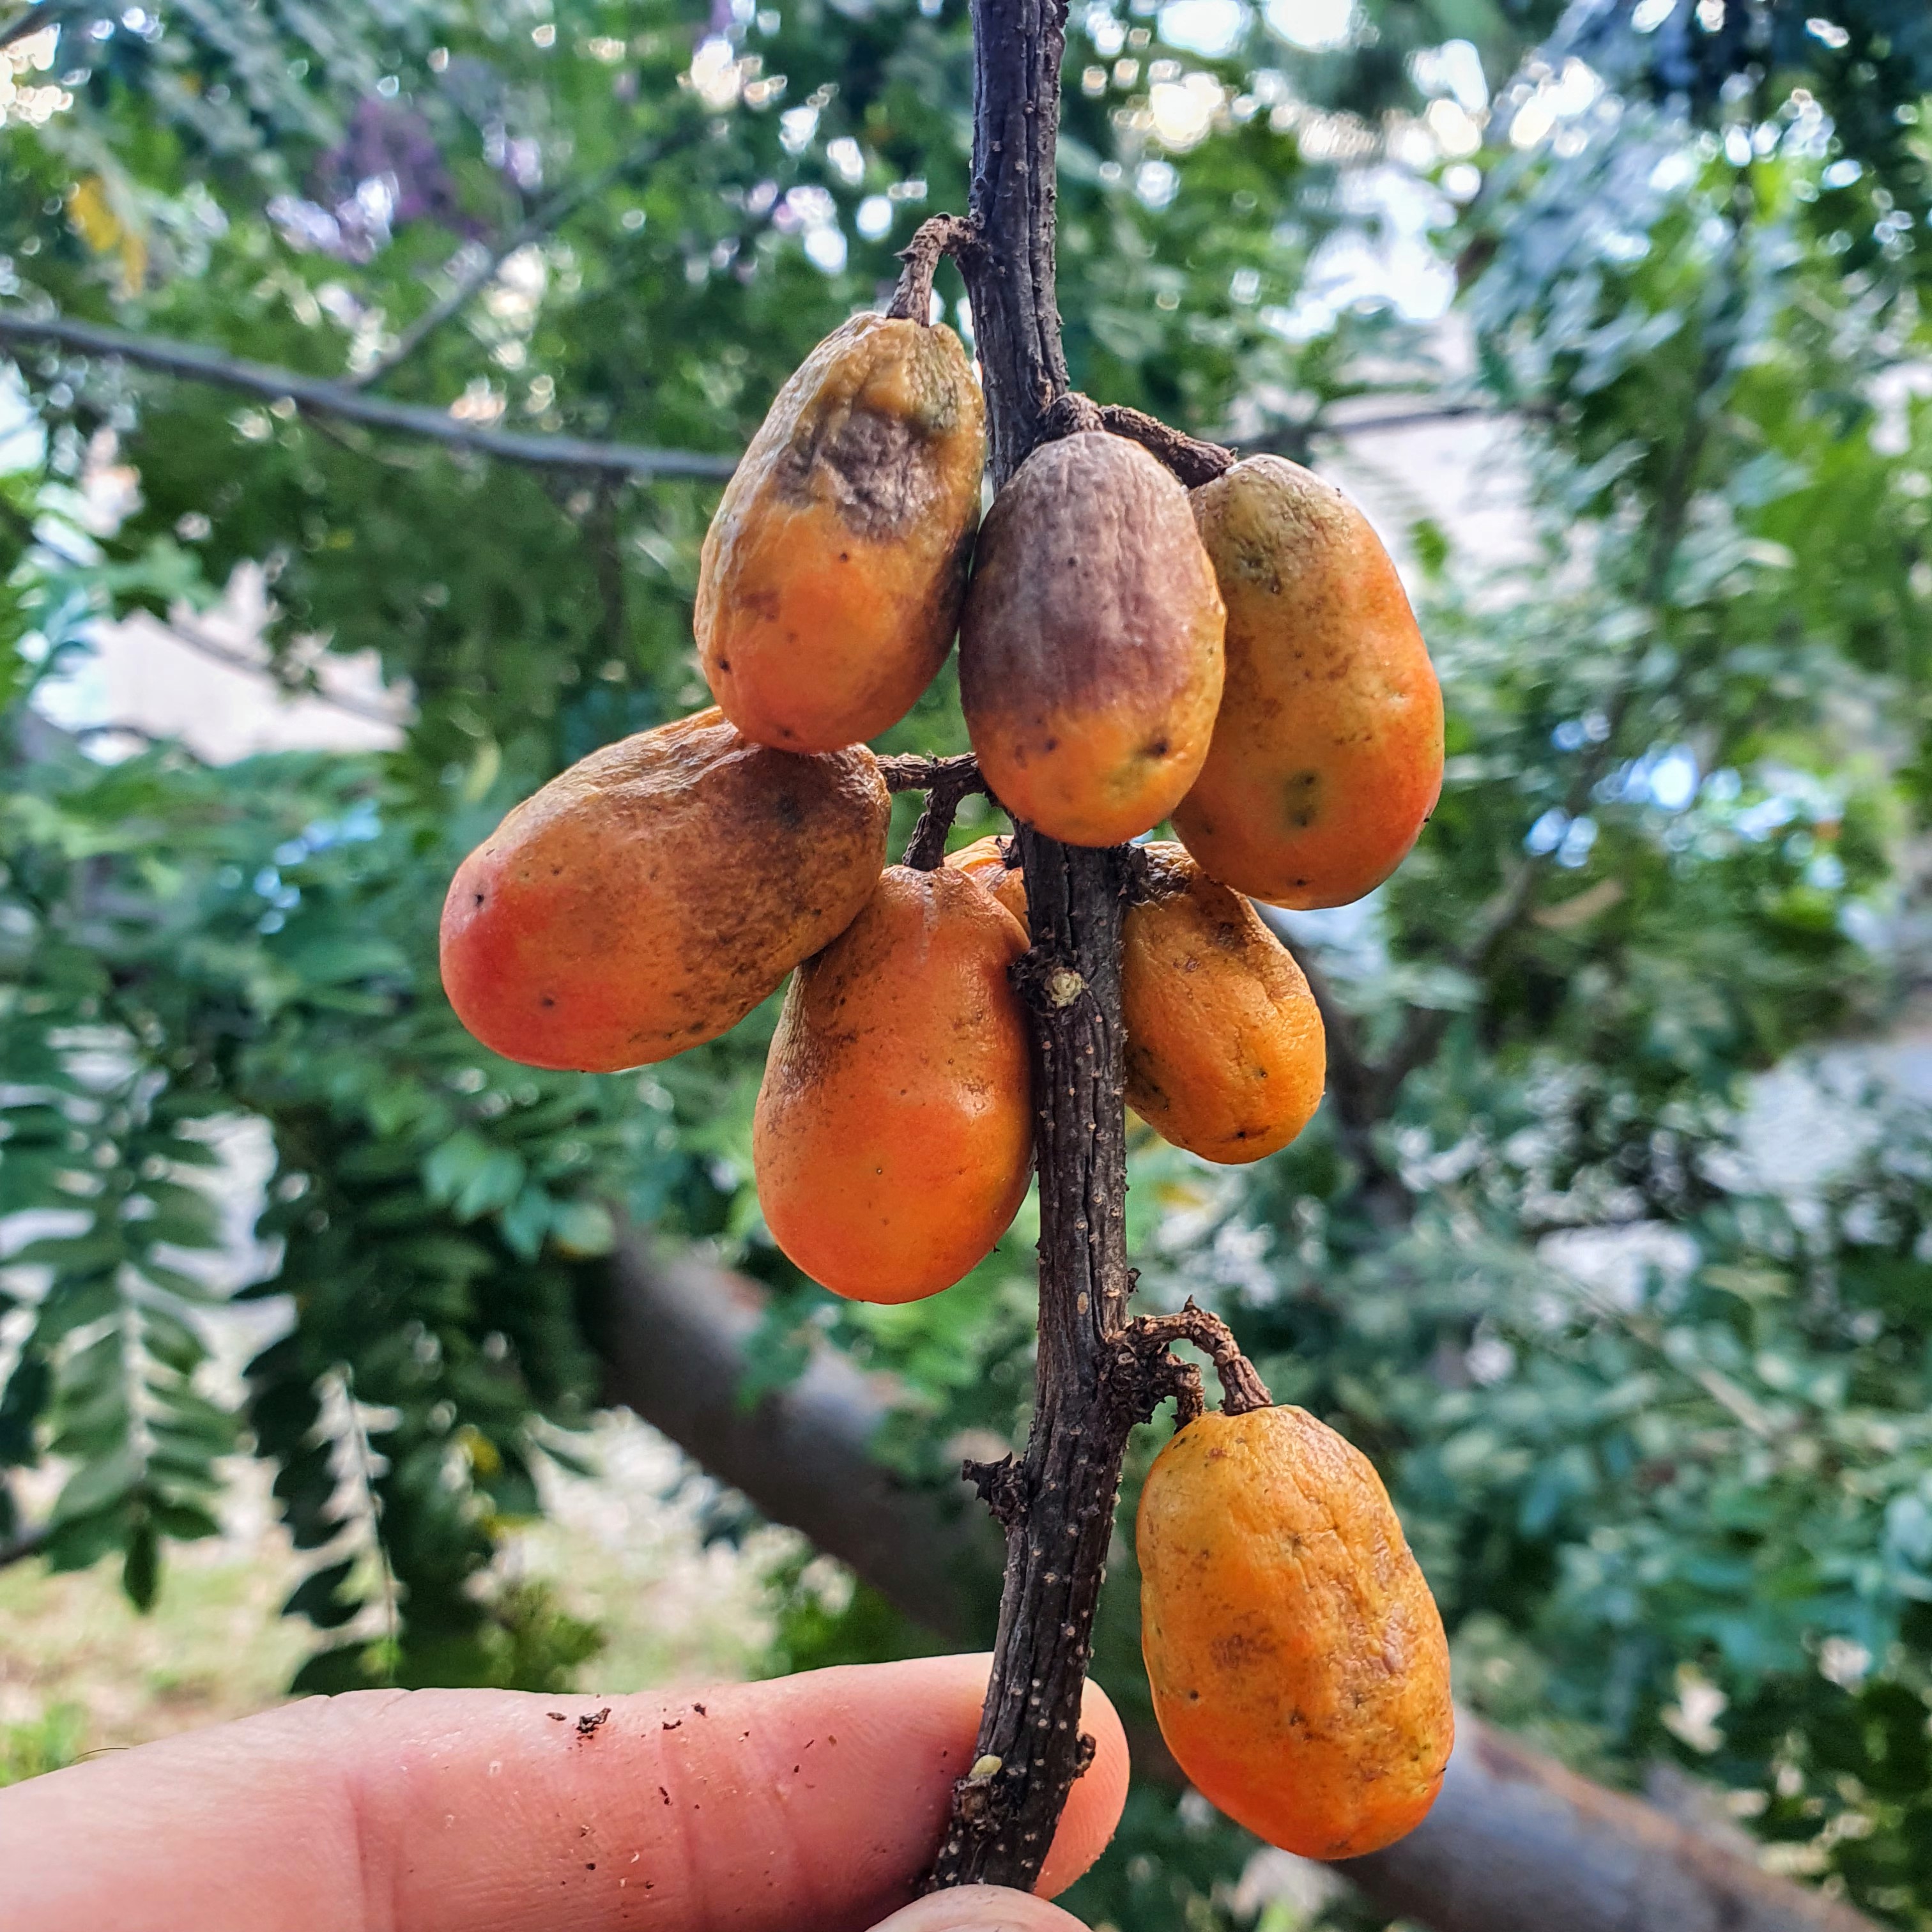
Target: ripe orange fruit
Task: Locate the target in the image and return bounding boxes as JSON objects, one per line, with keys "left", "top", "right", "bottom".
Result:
{"left": 1137, "top": 1404, "right": 1453, "bottom": 1859}
{"left": 960, "top": 432, "right": 1225, "bottom": 847}
{"left": 440, "top": 709, "right": 887, "bottom": 1071}
{"left": 697, "top": 314, "right": 986, "bottom": 753}
{"left": 753, "top": 864, "right": 1032, "bottom": 1302}
{"left": 1122, "top": 845, "right": 1324, "bottom": 1163}
{"left": 946, "top": 839, "right": 1323, "bottom": 1163}
{"left": 1176, "top": 456, "right": 1443, "bottom": 908}
{"left": 945, "top": 832, "right": 1029, "bottom": 927}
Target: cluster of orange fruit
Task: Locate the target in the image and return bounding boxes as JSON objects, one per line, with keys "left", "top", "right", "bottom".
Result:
{"left": 440, "top": 309, "right": 1443, "bottom": 1300}
{"left": 438, "top": 303, "right": 1452, "bottom": 1861}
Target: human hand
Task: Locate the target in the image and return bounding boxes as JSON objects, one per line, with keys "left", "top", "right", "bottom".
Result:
{"left": 0, "top": 1653, "right": 1123, "bottom": 1932}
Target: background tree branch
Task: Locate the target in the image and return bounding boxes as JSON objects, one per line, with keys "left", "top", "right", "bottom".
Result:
{"left": 0, "top": 3, "right": 72, "bottom": 55}
{"left": 349, "top": 121, "right": 703, "bottom": 392}
{"left": 0, "top": 313, "right": 737, "bottom": 480}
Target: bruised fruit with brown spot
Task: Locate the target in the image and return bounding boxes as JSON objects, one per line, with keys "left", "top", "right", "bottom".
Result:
{"left": 754, "top": 864, "right": 1032, "bottom": 1303}
{"left": 945, "top": 832, "right": 1029, "bottom": 926}
{"left": 1123, "top": 844, "right": 1323, "bottom": 1163}
{"left": 960, "top": 433, "right": 1224, "bottom": 847}
{"left": 440, "top": 709, "right": 888, "bottom": 1072}
{"left": 1176, "top": 456, "right": 1443, "bottom": 908}
{"left": 697, "top": 314, "right": 986, "bottom": 753}
{"left": 1138, "top": 1404, "right": 1453, "bottom": 1860}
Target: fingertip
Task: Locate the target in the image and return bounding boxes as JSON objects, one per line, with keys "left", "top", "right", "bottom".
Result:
{"left": 1034, "top": 1677, "right": 1130, "bottom": 1897}
{"left": 870, "top": 1886, "right": 1088, "bottom": 1932}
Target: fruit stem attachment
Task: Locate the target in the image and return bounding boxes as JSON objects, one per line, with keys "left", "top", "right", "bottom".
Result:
{"left": 878, "top": 751, "right": 986, "bottom": 795}
{"left": 1127, "top": 1301, "right": 1274, "bottom": 1417}
{"left": 1039, "top": 392, "right": 1237, "bottom": 487}
{"left": 889, "top": 214, "right": 983, "bottom": 323}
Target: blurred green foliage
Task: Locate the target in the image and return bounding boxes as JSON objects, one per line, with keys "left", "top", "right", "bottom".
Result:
{"left": 9, "top": 0, "right": 1932, "bottom": 1925}
{"left": 0, "top": 1703, "right": 84, "bottom": 1788}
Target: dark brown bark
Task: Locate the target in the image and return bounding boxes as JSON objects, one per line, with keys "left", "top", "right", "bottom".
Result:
{"left": 923, "top": 825, "right": 1139, "bottom": 1885}
{"left": 911, "top": 0, "right": 1280, "bottom": 1887}
{"left": 949, "top": 0, "right": 1070, "bottom": 486}
{"left": 597, "top": 1239, "right": 1882, "bottom": 1932}
{"left": 914, "top": 0, "right": 1195, "bottom": 1889}
{"left": 877, "top": 752, "right": 995, "bottom": 870}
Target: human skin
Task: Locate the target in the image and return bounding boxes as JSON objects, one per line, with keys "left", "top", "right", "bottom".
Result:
{"left": 0, "top": 1653, "right": 1123, "bottom": 1932}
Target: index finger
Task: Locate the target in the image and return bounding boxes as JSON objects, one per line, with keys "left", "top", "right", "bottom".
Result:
{"left": 0, "top": 1653, "right": 1128, "bottom": 1932}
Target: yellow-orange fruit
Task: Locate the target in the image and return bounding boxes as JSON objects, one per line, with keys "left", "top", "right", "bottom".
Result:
{"left": 1137, "top": 1405, "right": 1453, "bottom": 1860}
{"left": 944, "top": 839, "right": 1322, "bottom": 1162}
{"left": 1123, "top": 845, "right": 1324, "bottom": 1163}
{"left": 753, "top": 865, "right": 1032, "bottom": 1303}
{"left": 440, "top": 709, "right": 888, "bottom": 1071}
{"left": 960, "top": 433, "right": 1225, "bottom": 847}
{"left": 1176, "top": 456, "right": 1443, "bottom": 908}
{"left": 696, "top": 314, "right": 986, "bottom": 752}
{"left": 945, "top": 832, "right": 1029, "bottom": 926}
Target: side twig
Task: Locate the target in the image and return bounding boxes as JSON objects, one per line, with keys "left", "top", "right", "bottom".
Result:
{"left": 904, "top": 762, "right": 995, "bottom": 871}
{"left": 1036, "top": 392, "right": 1236, "bottom": 486}
{"left": 889, "top": 215, "right": 983, "bottom": 324}
{"left": 1095, "top": 404, "right": 1234, "bottom": 486}
{"left": 1126, "top": 1300, "right": 1273, "bottom": 1416}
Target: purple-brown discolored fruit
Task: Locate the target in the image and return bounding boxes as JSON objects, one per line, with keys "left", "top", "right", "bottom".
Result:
{"left": 960, "top": 432, "right": 1225, "bottom": 848}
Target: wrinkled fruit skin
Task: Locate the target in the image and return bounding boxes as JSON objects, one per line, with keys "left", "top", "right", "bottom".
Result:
{"left": 1137, "top": 1405, "right": 1454, "bottom": 1860}
{"left": 697, "top": 314, "right": 986, "bottom": 753}
{"left": 440, "top": 709, "right": 889, "bottom": 1072}
{"left": 1122, "top": 845, "right": 1324, "bottom": 1163}
{"left": 1176, "top": 456, "right": 1443, "bottom": 908}
{"left": 753, "top": 864, "right": 1032, "bottom": 1303}
{"left": 946, "top": 832, "right": 1031, "bottom": 927}
{"left": 960, "top": 433, "right": 1225, "bottom": 848}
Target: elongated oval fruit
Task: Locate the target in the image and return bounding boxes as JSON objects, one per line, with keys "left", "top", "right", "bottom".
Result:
{"left": 1123, "top": 844, "right": 1324, "bottom": 1163}
{"left": 1138, "top": 1404, "right": 1453, "bottom": 1860}
{"left": 754, "top": 864, "right": 1032, "bottom": 1303}
{"left": 960, "top": 432, "right": 1225, "bottom": 847}
{"left": 696, "top": 314, "right": 987, "bottom": 753}
{"left": 1175, "top": 456, "right": 1443, "bottom": 908}
{"left": 441, "top": 709, "right": 889, "bottom": 1071}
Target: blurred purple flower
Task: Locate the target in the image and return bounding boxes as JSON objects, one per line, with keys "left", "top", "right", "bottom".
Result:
{"left": 315, "top": 98, "right": 464, "bottom": 229}
{"left": 273, "top": 97, "right": 480, "bottom": 261}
